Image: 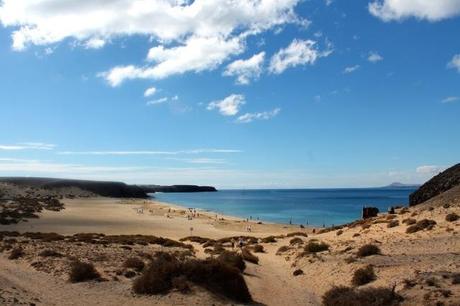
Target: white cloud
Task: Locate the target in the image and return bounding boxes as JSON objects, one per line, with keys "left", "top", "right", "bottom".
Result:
{"left": 144, "top": 87, "right": 157, "bottom": 97}
{"left": 369, "top": 0, "right": 460, "bottom": 22}
{"left": 269, "top": 39, "right": 331, "bottom": 74}
{"left": 416, "top": 165, "right": 444, "bottom": 174}
{"left": 236, "top": 108, "right": 280, "bottom": 123}
{"left": 441, "top": 96, "right": 459, "bottom": 103}
{"left": 223, "top": 52, "right": 265, "bottom": 85}
{"left": 0, "top": 142, "right": 55, "bottom": 151}
{"left": 207, "top": 94, "right": 245, "bottom": 116}
{"left": 0, "top": 1, "right": 309, "bottom": 85}
{"left": 343, "top": 65, "right": 360, "bottom": 74}
{"left": 325, "top": 0, "right": 333, "bottom": 6}
{"left": 447, "top": 54, "right": 460, "bottom": 72}
{"left": 368, "top": 51, "right": 383, "bottom": 63}
{"left": 58, "top": 149, "right": 242, "bottom": 156}
{"left": 146, "top": 97, "right": 168, "bottom": 106}
{"left": 84, "top": 38, "right": 106, "bottom": 49}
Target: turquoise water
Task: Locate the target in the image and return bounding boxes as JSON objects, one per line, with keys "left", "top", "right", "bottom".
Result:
{"left": 152, "top": 188, "right": 416, "bottom": 227}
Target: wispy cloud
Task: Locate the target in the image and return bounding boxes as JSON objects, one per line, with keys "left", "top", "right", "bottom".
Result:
{"left": 146, "top": 97, "right": 168, "bottom": 106}
{"left": 441, "top": 96, "right": 459, "bottom": 103}
{"left": 167, "top": 158, "right": 228, "bottom": 164}
{"left": 447, "top": 54, "right": 460, "bottom": 72}
{"left": 269, "top": 39, "right": 332, "bottom": 74}
{"left": 144, "top": 87, "right": 157, "bottom": 97}
{"left": 0, "top": 142, "right": 56, "bottom": 151}
{"left": 343, "top": 65, "right": 360, "bottom": 74}
{"left": 236, "top": 108, "right": 281, "bottom": 123}
{"left": 416, "top": 165, "right": 444, "bottom": 174}
{"left": 207, "top": 94, "right": 245, "bottom": 116}
{"left": 58, "top": 149, "right": 242, "bottom": 156}
{"left": 223, "top": 52, "right": 265, "bottom": 85}
{"left": 368, "top": 51, "right": 383, "bottom": 63}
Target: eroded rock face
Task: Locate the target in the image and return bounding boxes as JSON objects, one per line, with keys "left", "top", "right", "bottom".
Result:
{"left": 409, "top": 163, "right": 460, "bottom": 206}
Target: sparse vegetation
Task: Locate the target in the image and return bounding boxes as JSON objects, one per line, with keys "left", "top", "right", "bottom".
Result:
{"left": 123, "top": 257, "right": 145, "bottom": 272}
{"left": 445, "top": 213, "right": 459, "bottom": 222}
{"left": 357, "top": 244, "right": 381, "bottom": 257}
{"left": 241, "top": 247, "right": 259, "bottom": 264}
{"left": 8, "top": 247, "right": 24, "bottom": 260}
{"left": 406, "top": 219, "right": 437, "bottom": 233}
{"left": 293, "top": 269, "right": 303, "bottom": 276}
{"left": 336, "top": 230, "right": 343, "bottom": 236}
{"left": 251, "top": 244, "right": 264, "bottom": 253}
{"left": 261, "top": 236, "right": 277, "bottom": 243}
{"left": 69, "top": 260, "right": 101, "bottom": 283}
{"left": 289, "top": 237, "right": 303, "bottom": 245}
{"left": 276, "top": 245, "right": 291, "bottom": 255}
{"left": 322, "top": 286, "right": 402, "bottom": 306}
{"left": 352, "top": 265, "right": 376, "bottom": 286}
{"left": 133, "top": 253, "right": 252, "bottom": 303}
{"left": 402, "top": 218, "right": 416, "bottom": 225}
{"left": 286, "top": 232, "right": 308, "bottom": 238}
{"left": 387, "top": 220, "right": 399, "bottom": 228}
{"left": 38, "top": 249, "right": 63, "bottom": 257}
{"left": 217, "top": 251, "right": 246, "bottom": 272}
{"left": 304, "top": 241, "right": 330, "bottom": 253}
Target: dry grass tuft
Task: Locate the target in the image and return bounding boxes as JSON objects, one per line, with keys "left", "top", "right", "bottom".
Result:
{"left": 357, "top": 244, "right": 381, "bottom": 257}
{"left": 69, "top": 260, "right": 101, "bottom": 283}
{"left": 406, "top": 219, "right": 437, "bottom": 233}
{"left": 352, "top": 265, "right": 376, "bottom": 286}
{"left": 322, "top": 286, "right": 402, "bottom": 306}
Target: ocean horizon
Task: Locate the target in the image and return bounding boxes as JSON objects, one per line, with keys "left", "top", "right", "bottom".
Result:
{"left": 152, "top": 187, "right": 417, "bottom": 227}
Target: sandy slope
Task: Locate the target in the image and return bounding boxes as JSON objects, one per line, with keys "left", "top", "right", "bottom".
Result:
{"left": 1, "top": 193, "right": 460, "bottom": 305}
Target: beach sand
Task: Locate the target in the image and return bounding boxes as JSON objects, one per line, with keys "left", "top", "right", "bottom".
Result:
{"left": 1, "top": 195, "right": 459, "bottom": 305}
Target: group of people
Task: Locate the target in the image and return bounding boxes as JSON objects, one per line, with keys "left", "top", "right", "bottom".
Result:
{"left": 186, "top": 208, "right": 199, "bottom": 220}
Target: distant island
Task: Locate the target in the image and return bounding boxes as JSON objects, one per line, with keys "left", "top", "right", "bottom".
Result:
{"left": 382, "top": 182, "right": 420, "bottom": 189}
{"left": 138, "top": 185, "right": 217, "bottom": 193}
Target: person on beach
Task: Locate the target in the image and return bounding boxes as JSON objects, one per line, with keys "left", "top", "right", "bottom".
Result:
{"left": 231, "top": 238, "right": 235, "bottom": 249}
{"left": 238, "top": 237, "right": 244, "bottom": 249}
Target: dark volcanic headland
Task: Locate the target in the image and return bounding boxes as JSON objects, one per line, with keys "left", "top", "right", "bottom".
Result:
{"left": 0, "top": 177, "right": 148, "bottom": 199}
{"left": 139, "top": 185, "right": 217, "bottom": 193}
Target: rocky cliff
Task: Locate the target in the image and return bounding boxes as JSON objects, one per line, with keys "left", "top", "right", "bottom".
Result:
{"left": 409, "top": 163, "right": 460, "bottom": 206}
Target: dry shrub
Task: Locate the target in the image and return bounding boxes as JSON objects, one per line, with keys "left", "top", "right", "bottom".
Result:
{"left": 69, "top": 260, "right": 101, "bottom": 283}
{"left": 352, "top": 265, "right": 376, "bottom": 286}
{"left": 39, "top": 249, "right": 63, "bottom": 257}
{"left": 8, "top": 247, "right": 24, "bottom": 260}
{"left": 352, "top": 233, "right": 360, "bottom": 238}
{"left": 123, "top": 257, "right": 145, "bottom": 272}
{"left": 406, "top": 219, "right": 436, "bottom": 234}
{"left": 241, "top": 247, "right": 259, "bottom": 264}
{"left": 452, "top": 273, "right": 460, "bottom": 285}
{"left": 276, "top": 245, "right": 291, "bottom": 255}
{"left": 289, "top": 237, "right": 303, "bottom": 245}
{"left": 322, "top": 286, "right": 402, "bottom": 306}
{"left": 398, "top": 207, "right": 409, "bottom": 215}
{"left": 386, "top": 215, "right": 397, "bottom": 220}
{"left": 293, "top": 269, "right": 303, "bottom": 276}
{"left": 387, "top": 220, "right": 399, "bottom": 228}
{"left": 180, "top": 236, "right": 215, "bottom": 244}
{"left": 251, "top": 244, "right": 264, "bottom": 253}
{"left": 402, "top": 218, "right": 416, "bottom": 225}
{"left": 445, "top": 213, "right": 459, "bottom": 222}
{"left": 336, "top": 230, "right": 344, "bottom": 236}
{"left": 261, "top": 236, "right": 277, "bottom": 243}
{"left": 344, "top": 256, "right": 356, "bottom": 264}
{"left": 217, "top": 251, "right": 245, "bottom": 272}
{"left": 286, "top": 232, "right": 308, "bottom": 238}
{"left": 357, "top": 244, "right": 381, "bottom": 257}
{"left": 133, "top": 253, "right": 252, "bottom": 303}
{"left": 304, "top": 241, "right": 329, "bottom": 253}
{"left": 361, "top": 224, "right": 371, "bottom": 230}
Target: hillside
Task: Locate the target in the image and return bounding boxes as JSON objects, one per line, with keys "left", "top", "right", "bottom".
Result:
{"left": 409, "top": 163, "right": 460, "bottom": 206}
{"left": 0, "top": 177, "right": 147, "bottom": 199}
{"left": 139, "top": 185, "right": 217, "bottom": 193}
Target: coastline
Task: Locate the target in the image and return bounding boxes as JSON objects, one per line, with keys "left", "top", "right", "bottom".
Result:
{"left": 3, "top": 197, "right": 312, "bottom": 239}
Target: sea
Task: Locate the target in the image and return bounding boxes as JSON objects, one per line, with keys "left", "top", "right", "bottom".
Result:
{"left": 151, "top": 188, "right": 416, "bottom": 227}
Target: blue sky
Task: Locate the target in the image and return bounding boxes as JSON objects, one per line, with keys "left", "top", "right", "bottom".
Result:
{"left": 0, "top": 0, "right": 459, "bottom": 188}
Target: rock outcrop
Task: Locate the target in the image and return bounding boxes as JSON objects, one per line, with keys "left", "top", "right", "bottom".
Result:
{"left": 409, "top": 163, "right": 460, "bottom": 206}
